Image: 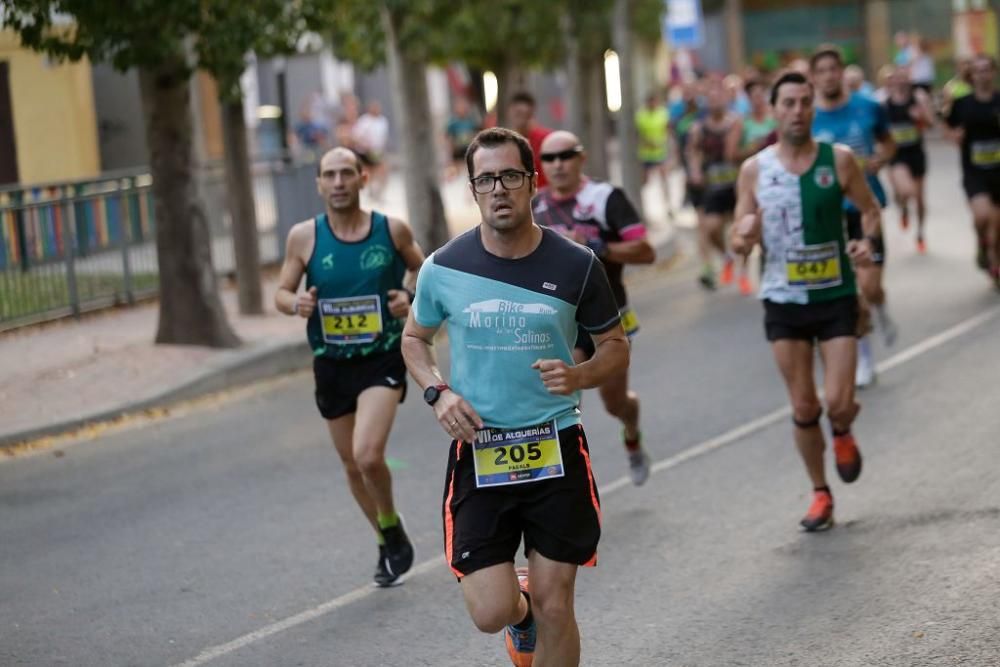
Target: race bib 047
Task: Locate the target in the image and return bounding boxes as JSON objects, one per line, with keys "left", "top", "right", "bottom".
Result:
{"left": 785, "top": 242, "right": 843, "bottom": 290}
{"left": 472, "top": 421, "right": 564, "bottom": 488}
{"left": 319, "top": 295, "right": 383, "bottom": 344}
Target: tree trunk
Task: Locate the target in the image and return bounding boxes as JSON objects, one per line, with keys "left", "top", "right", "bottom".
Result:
{"left": 613, "top": 0, "right": 643, "bottom": 215}
{"left": 139, "top": 60, "right": 240, "bottom": 348}
{"left": 585, "top": 53, "right": 610, "bottom": 181}
{"left": 380, "top": 4, "right": 450, "bottom": 253}
{"left": 220, "top": 95, "right": 263, "bottom": 315}
{"left": 495, "top": 59, "right": 527, "bottom": 128}
{"left": 562, "top": 13, "right": 586, "bottom": 138}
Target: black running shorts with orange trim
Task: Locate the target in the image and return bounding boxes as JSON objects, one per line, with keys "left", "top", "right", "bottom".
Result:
{"left": 441, "top": 424, "right": 602, "bottom": 579}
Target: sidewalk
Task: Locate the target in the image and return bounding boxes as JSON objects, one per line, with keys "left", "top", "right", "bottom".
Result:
{"left": 0, "top": 176, "right": 679, "bottom": 449}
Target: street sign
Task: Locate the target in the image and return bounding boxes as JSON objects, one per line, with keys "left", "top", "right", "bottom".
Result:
{"left": 663, "top": 0, "right": 704, "bottom": 49}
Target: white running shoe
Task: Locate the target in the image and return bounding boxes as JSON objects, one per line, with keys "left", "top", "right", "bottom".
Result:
{"left": 877, "top": 308, "right": 898, "bottom": 347}
{"left": 628, "top": 449, "right": 651, "bottom": 486}
{"left": 855, "top": 337, "right": 877, "bottom": 389}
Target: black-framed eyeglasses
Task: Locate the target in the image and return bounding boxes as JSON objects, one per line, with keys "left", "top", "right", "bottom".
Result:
{"left": 470, "top": 170, "right": 533, "bottom": 194}
{"left": 539, "top": 146, "right": 583, "bottom": 163}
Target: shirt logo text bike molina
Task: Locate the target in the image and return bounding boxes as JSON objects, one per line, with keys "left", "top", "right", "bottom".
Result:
{"left": 463, "top": 299, "right": 556, "bottom": 346}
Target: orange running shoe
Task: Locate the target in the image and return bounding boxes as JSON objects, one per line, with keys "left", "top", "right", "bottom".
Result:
{"left": 800, "top": 489, "right": 834, "bottom": 532}
{"left": 505, "top": 567, "right": 534, "bottom": 666}
{"left": 720, "top": 258, "right": 735, "bottom": 286}
{"left": 738, "top": 275, "right": 753, "bottom": 296}
{"left": 916, "top": 237, "right": 926, "bottom": 254}
{"left": 833, "top": 433, "right": 863, "bottom": 483}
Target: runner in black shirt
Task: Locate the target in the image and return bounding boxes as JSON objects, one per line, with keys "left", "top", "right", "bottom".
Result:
{"left": 945, "top": 54, "right": 1000, "bottom": 288}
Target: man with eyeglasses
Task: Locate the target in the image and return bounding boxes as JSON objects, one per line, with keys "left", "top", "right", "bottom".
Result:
{"left": 532, "top": 130, "right": 656, "bottom": 487}
{"left": 274, "top": 147, "right": 425, "bottom": 587}
{"left": 403, "top": 128, "right": 628, "bottom": 666}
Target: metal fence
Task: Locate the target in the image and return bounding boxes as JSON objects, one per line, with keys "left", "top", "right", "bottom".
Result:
{"left": 0, "top": 159, "right": 316, "bottom": 331}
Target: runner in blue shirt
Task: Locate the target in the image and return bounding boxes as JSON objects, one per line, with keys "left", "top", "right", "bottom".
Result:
{"left": 811, "top": 47, "right": 898, "bottom": 388}
{"left": 402, "top": 127, "right": 628, "bottom": 666}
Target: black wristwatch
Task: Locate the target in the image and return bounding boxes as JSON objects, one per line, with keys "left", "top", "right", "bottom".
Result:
{"left": 423, "top": 383, "right": 450, "bottom": 406}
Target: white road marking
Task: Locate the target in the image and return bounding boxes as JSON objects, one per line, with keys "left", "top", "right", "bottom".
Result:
{"left": 171, "top": 302, "right": 1000, "bottom": 667}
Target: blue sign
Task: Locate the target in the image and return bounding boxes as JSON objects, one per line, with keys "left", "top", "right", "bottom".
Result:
{"left": 663, "top": 0, "right": 703, "bottom": 49}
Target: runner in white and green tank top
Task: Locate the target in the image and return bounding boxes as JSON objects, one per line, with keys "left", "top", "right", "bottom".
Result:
{"left": 731, "top": 72, "right": 885, "bottom": 534}
{"left": 757, "top": 142, "right": 857, "bottom": 304}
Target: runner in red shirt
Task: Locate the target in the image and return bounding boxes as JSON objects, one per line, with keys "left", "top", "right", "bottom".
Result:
{"left": 508, "top": 91, "right": 553, "bottom": 188}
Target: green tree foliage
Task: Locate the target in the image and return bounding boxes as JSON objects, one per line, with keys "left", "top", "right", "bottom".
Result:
{"left": 0, "top": 0, "right": 335, "bottom": 344}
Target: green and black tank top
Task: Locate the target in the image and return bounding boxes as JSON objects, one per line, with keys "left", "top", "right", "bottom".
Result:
{"left": 305, "top": 211, "right": 407, "bottom": 359}
{"left": 756, "top": 142, "right": 857, "bottom": 304}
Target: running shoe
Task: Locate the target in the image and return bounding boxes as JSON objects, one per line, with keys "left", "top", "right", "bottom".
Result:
{"left": 877, "top": 309, "right": 898, "bottom": 347}
{"left": 800, "top": 489, "right": 834, "bottom": 532}
{"left": 833, "top": 432, "right": 863, "bottom": 483}
{"left": 720, "top": 258, "right": 735, "bottom": 286}
{"left": 627, "top": 446, "right": 651, "bottom": 487}
{"left": 373, "top": 545, "right": 403, "bottom": 588}
{"left": 738, "top": 275, "right": 753, "bottom": 296}
{"left": 505, "top": 567, "right": 535, "bottom": 667}
{"left": 381, "top": 519, "right": 415, "bottom": 581}
{"left": 855, "top": 337, "right": 876, "bottom": 388}
{"left": 698, "top": 270, "right": 717, "bottom": 291}
{"left": 916, "top": 237, "right": 926, "bottom": 254}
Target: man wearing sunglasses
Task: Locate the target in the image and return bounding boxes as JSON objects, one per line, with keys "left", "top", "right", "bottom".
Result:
{"left": 533, "top": 130, "right": 656, "bottom": 487}
{"left": 403, "top": 127, "right": 628, "bottom": 666}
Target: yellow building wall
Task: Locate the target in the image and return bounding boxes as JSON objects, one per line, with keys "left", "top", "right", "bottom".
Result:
{"left": 0, "top": 30, "right": 100, "bottom": 185}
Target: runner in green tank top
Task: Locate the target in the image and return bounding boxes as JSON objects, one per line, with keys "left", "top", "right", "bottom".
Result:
{"left": 275, "top": 147, "right": 426, "bottom": 587}
{"left": 731, "top": 72, "right": 883, "bottom": 533}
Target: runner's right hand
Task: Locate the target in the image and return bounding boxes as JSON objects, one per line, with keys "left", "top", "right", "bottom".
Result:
{"left": 296, "top": 287, "right": 318, "bottom": 318}
{"left": 732, "top": 212, "right": 761, "bottom": 256}
{"left": 434, "top": 390, "right": 483, "bottom": 443}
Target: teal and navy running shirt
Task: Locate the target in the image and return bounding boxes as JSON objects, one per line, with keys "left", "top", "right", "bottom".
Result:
{"left": 812, "top": 93, "right": 890, "bottom": 210}
{"left": 305, "top": 211, "right": 407, "bottom": 360}
{"left": 413, "top": 226, "right": 621, "bottom": 431}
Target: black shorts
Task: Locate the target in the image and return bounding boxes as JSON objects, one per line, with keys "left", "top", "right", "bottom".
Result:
{"left": 963, "top": 170, "right": 1000, "bottom": 206}
{"left": 704, "top": 186, "right": 736, "bottom": 215}
{"left": 890, "top": 146, "right": 927, "bottom": 179}
{"left": 442, "top": 424, "right": 601, "bottom": 579}
{"left": 313, "top": 350, "right": 407, "bottom": 420}
{"left": 686, "top": 183, "right": 705, "bottom": 209}
{"left": 845, "top": 210, "right": 886, "bottom": 265}
{"left": 764, "top": 295, "right": 860, "bottom": 342}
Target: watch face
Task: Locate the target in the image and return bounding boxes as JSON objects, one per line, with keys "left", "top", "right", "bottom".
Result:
{"left": 423, "top": 386, "right": 439, "bottom": 405}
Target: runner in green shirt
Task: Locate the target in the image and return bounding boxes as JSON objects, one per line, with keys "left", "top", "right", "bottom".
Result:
{"left": 636, "top": 91, "right": 675, "bottom": 220}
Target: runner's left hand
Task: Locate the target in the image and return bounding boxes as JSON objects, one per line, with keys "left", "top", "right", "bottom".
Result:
{"left": 387, "top": 289, "right": 410, "bottom": 319}
{"left": 865, "top": 157, "right": 885, "bottom": 174}
{"left": 847, "top": 238, "right": 873, "bottom": 266}
{"left": 532, "top": 359, "right": 580, "bottom": 395}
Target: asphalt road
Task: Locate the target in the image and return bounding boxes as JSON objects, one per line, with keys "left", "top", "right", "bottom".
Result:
{"left": 2, "top": 141, "right": 999, "bottom": 666}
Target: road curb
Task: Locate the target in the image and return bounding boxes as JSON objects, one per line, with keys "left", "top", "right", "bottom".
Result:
{"left": 0, "top": 338, "right": 312, "bottom": 450}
